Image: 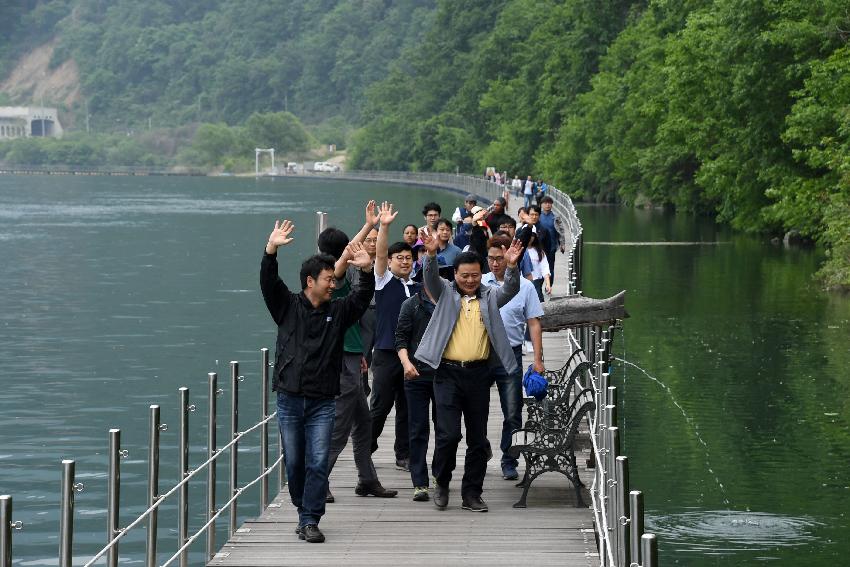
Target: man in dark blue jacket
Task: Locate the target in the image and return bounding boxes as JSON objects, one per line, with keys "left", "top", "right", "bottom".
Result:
{"left": 261, "top": 219, "right": 375, "bottom": 543}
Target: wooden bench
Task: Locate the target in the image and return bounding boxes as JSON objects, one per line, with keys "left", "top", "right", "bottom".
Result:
{"left": 508, "top": 348, "right": 595, "bottom": 508}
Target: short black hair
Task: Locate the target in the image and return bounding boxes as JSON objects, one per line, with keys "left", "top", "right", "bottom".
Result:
{"left": 436, "top": 218, "right": 453, "bottom": 230}
{"left": 454, "top": 250, "right": 483, "bottom": 271}
{"left": 317, "top": 227, "right": 349, "bottom": 260}
{"left": 497, "top": 215, "right": 516, "bottom": 228}
{"left": 403, "top": 223, "right": 418, "bottom": 233}
{"left": 422, "top": 202, "right": 442, "bottom": 216}
{"left": 540, "top": 195, "right": 554, "bottom": 204}
{"left": 299, "top": 254, "right": 336, "bottom": 289}
{"left": 527, "top": 204, "right": 542, "bottom": 214}
{"left": 387, "top": 241, "right": 413, "bottom": 257}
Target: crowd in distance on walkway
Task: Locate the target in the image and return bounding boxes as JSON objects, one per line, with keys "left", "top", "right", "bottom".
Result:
{"left": 259, "top": 192, "right": 570, "bottom": 544}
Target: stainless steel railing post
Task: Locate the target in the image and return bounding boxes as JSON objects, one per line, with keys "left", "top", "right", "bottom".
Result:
{"left": 59, "top": 460, "right": 75, "bottom": 567}
{"left": 146, "top": 405, "right": 161, "bottom": 567}
{"left": 230, "top": 361, "right": 239, "bottom": 536}
{"left": 607, "top": 426, "right": 619, "bottom": 565}
{"left": 600, "top": 371, "right": 610, "bottom": 416}
{"left": 207, "top": 372, "right": 218, "bottom": 561}
{"left": 178, "top": 387, "right": 190, "bottom": 567}
{"left": 260, "top": 348, "right": 270, "bottom": 510}
{"left": 641, "top": 534, "right": 658, "bottom": 567}
{"left": 0, "top": 495, "right": 11, "bottom": 567}
{"left": 616, "top": 456, "right": 630, "bottom": 567}
{"left": 594, "top": 327, "right": 603, "bottom": 363}
{"left": 315, "top": 212, "right": 328, "bottom": 252}
{"left": 629, "top": 491, "right": 644, "bottom": 567}
{"left": 107, "top": 428, "right": 120, "bottom": 567}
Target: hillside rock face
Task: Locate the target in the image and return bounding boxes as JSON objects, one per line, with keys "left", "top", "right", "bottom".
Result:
{"left": 1, "top": 41, "right": 80, "bottom": 116}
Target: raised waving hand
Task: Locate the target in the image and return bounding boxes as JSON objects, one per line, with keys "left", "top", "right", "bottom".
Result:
{"left": 266, "top": 220, "right": 295, "bottom": 254}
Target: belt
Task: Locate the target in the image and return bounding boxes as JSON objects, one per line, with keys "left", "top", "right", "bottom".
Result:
{"left": 440, "top": 358, "right": 488, "bottom": 369}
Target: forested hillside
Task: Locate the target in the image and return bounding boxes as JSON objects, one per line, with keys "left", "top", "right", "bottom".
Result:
{"left": 351, "top": 0, "right": 849, "bottom": 289}
{"left": 0, "top": 0, "right": 435, "bottom": 129}
{"left": 1, "top": 0, "right": 847, "bottom": 287}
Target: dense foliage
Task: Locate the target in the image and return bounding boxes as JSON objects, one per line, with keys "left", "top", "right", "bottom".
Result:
{"left": 351, "top": 0, "right": 850, "bottom": 288}
{"left": 1, "top": 0, "right": 847, "bottom": 287}
{"left": 0, "top": 111, "right": 314, "bottom": 172}
{"left": 0, "top": 0, "right": 434, "bottom": 130}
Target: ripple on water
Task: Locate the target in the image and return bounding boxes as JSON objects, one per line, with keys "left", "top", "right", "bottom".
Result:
{"left": 648, "top": 510, "right": 823, "bottom": 554}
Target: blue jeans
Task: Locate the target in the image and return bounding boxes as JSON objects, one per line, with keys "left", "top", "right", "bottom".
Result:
{"left": 404, "top": 373, "right": 436, "bottom": 487}
{"left": 523, "top": 193, "right": 533, "bottom": 208}
{"left": 277, "top": 392, "right": 335, "bottom": 526}
{"left": 492, "top": 345, "right": 524, "bottom": 468}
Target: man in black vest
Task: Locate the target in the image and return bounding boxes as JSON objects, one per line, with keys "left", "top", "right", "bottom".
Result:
{"left": 369, "top": 202, "right": 420, "bottom": 470}
{"left": 261, "top": 219, "right": 374, "bottom": 543}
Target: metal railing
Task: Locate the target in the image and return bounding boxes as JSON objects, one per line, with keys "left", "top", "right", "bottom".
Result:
{"left": 1, "top": 349, "right": 284, "bottom": 567}
{"left": 0, "top": 164, "right": 208, "bottom": 176}
{"left": 555, "top": 187, "right": 658, "bottom": 567}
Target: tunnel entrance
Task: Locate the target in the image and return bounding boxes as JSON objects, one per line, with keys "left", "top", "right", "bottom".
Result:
{"left": 30, "top": 119, "right": 55, "bottom": 137}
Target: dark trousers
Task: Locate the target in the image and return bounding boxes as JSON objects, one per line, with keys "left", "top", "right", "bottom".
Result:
{"left": 369, "top": 349, "right": 409, "bottom": 460}
{"left": 404, "top": 374, "right": 436, "bottom": 487}
{"left": 432, "top": 363, "right": 491, "bottom": 500}
{"left": 532, "top": 278, "right": 545, "bottom": 302}
{"left": 328, "top": 353, "right": 378, "bottom": 484}
{"left": 491, "top": 345, "right": 524, "bottom": 468}
{"left": 547, "top": 247, "right": 557, "bottom": 285}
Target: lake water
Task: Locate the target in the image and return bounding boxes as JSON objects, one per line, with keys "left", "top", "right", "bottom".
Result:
{"left": 0, "top": 175, "right": 848, "bottom": 565}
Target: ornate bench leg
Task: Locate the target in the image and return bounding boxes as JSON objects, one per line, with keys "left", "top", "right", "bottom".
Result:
{"left": 513, "top": 484, "right": 530, "bottom": 509}
{"left": 515, "top": 452, "right": 532, "bottom": 488}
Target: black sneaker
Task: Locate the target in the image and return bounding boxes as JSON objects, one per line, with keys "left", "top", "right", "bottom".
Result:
{"left": 295, "top": 525, "right": 304, "bottom": 539}
{"left": 434, "top": 484, "right": 449, "bottom": 510}
{"left": 461, "top": 495, "right": 489, "bottom": 512}
{"left": 302, "top": 524, "right": 325, "bottom": 543}
{"left": 395, "top": 457, "right": 410, "bottom": 471}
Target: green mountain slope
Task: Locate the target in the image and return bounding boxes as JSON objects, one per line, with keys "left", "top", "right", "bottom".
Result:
{"left": 351, "top": 0, "right": 850, "bottom": 289}
{"left": 0, "top": 0, "right": 436, "bottom": 129}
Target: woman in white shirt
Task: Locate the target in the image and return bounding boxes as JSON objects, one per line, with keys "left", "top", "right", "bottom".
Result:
{"left": 523, "top": 230, "right": 551, "bottom": 302}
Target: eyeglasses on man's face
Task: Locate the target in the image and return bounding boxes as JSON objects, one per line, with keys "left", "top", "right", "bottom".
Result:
{"left": 392, "top": 255, "right": 413, "bottom": 263}
{"left": 487, "top": 255, "right": 505, "bottom": 263}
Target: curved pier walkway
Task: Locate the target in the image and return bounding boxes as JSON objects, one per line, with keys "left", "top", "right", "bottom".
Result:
{"left": 210, "top": 191, "right": 595, "bottom": 566}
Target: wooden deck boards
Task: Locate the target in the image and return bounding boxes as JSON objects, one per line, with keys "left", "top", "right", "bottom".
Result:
{"left": 209, "top": 195, "right": 597, "bottom": 566}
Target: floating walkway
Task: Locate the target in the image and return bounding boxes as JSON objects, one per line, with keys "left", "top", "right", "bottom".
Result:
{"left": 211, "top": 332, "right": 595, "bottom": 566}
{"left": 210, "top": 191, "right": 598, "bottom": 566}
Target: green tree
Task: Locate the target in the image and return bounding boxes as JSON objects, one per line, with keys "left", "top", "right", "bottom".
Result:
{"left": 244, "top": 111, "right": 313, "bottom": 153}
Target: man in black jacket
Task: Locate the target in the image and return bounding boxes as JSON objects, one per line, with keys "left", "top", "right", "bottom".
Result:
{"left": 261, "top": 219, "right": 375, "bottom": 543}
{"left": 395, "top": 287, "right": 438, "bottom": 502}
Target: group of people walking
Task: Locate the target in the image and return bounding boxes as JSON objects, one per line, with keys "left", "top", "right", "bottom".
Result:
{"left": 260, "top": 194, "right": 568, "bottom": 543}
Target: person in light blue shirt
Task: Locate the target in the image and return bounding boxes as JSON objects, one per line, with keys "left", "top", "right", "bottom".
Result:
{"left": 434, "top": 218, "right": 462, "bottom": 266}
{"left": 481, "top": 234, "right": 545, "bottom": 481}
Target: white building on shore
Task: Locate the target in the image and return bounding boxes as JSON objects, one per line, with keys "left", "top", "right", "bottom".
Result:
{"left": 0, "top": 106, "right": 64, "bottom": 139}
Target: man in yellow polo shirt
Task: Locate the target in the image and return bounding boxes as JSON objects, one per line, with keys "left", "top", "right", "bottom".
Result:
{"left": 414, "top": 227, "right": 524, "bottom": 512}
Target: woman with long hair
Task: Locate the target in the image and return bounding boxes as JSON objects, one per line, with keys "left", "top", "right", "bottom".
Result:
{"left": 523, "top": 230, "right": 551, "bottom": 302}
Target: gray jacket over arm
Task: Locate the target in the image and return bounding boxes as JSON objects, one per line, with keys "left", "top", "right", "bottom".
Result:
{"left": 413, "top": 253, "right": 521, "bottom": 374}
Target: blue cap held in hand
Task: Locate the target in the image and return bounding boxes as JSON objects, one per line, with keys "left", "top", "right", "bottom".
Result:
{"left": 522, "top": 365, "right": 548, "bottom": 400}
